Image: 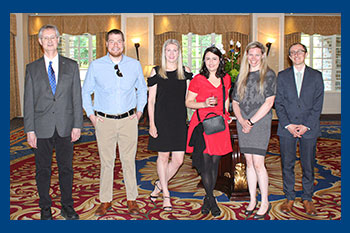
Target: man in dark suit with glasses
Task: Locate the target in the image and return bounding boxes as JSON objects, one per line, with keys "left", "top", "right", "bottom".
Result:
{"left": 82, "top": 29, "right": 147, "bottom": 216}
{"left": 275, "top": 42, "right": 324, "bottom": 216}
{"left": 24, "top": 24, "right": 83, "bottom": 220}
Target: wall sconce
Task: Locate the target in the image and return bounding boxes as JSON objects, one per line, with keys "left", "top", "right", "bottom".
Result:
{"left": 266, "top": 42, "right": 272, "bottom": 56}
{"left": 266, "top": 38, "right": 276, "bottom": 57}
{"left": 132, "top": 38, "right": 141, "bottom": 61}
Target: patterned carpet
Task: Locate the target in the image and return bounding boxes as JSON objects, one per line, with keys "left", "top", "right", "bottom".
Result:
{"left": 10, "top": 121, "right": 341, "bottom": 220}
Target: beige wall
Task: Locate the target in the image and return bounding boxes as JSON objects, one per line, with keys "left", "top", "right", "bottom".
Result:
{"left": 15, "top": 13, "right": 29, "bottom": 118}
{"left": 122, "top": 13, "right": 154, "bottom": 78}
{"left": 257, "top": 16, "right": 281, "bottom": 73}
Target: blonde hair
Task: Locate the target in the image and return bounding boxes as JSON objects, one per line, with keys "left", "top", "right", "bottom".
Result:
{"left": 237, "top": 41, "right": 269, "bottom": 100}
{"left": 158, "top": 39, "right": 185, "bottom": 80}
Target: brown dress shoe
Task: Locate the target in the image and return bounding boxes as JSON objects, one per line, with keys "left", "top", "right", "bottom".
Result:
{"left": 95, "top": 202, "right": 112, "bottom": 216}
{"left": 280, "top": 200, "right": 294, "bottom": 213}
{"left": 303, "top": 200, "right": 317, "bottom": 216}
{"left": 127, "top": 200, "right": 140, "bottom": 214}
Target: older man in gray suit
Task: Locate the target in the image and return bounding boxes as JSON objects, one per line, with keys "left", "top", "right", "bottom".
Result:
{"left": 24, "top": 24, "right": 83, "bottom": 220}
{"left": 275, "top": 42, "right": 324, "bottom": 216}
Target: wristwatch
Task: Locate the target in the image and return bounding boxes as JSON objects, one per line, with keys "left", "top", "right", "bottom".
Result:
{"left": 248, "top": 119, "right": 254, "bottom": 126}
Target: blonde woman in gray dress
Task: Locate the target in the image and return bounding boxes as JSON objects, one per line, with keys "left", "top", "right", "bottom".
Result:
{"left": 231, "top": 41, "right": 276, "bottom": 219}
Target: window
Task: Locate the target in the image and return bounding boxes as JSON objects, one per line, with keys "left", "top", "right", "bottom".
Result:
{"left": 182, "top": 33, "right": 222, "bottom": 75}
{"left": 58, "top": 33, "right": 96, "bottom": 86}
{"left": 301, "top": 33, "right": 341, "bottom": 92}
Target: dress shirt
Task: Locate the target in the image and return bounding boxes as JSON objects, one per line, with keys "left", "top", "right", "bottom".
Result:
{"left": 293, "top": 65, "right": 305, "bottom": 93}
{"left": 44, "top": 54, "right": 59, "bottom": 84}
{"left": 82, "top": 53, "right": 147, "bottom": 117}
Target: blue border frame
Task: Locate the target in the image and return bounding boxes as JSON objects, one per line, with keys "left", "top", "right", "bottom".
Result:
{"left": 4, "top": 1, "right": 345, "bottom": 232}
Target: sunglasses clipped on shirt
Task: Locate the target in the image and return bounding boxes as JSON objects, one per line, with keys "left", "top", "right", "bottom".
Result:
{"left": 114, "top": 64, "right": 123, "bottom": 77}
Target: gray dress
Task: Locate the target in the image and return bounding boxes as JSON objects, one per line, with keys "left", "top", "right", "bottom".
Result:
{"left": 232, "top": 69, "right": 277, "bottom": 156}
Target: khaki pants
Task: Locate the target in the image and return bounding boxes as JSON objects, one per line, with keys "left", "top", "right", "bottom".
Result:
{"left": 95, "top": 115, "right": 138, "bottom": 202}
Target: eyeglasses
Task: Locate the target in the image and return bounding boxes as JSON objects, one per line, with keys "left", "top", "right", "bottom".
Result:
{"left": 290, "top": 50, "right": 306, "bottom": 56}
{"left": 114, "top": 64, "right": 123, "bottom": 77}
{"left": 41, "top": 36, "right": 58, "bottom": 42}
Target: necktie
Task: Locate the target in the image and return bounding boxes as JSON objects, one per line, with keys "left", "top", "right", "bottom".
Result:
{"left": 48, "top": 61, "right": 56, "bottom": 95}
{"left": 296, "top": 72, "right": 302, "bottom": 97}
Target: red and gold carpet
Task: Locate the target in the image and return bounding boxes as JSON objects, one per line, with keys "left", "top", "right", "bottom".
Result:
{"left": 10, "top": 121, "right": 341, "bottom": 220}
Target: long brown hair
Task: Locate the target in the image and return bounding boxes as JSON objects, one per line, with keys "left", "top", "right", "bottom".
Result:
{"left": 236, "top": 41, "right": 270, "bottom": 100}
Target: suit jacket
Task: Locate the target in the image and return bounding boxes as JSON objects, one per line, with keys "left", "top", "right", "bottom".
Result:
{"left": 24, "top": 55, "right": 83, "bottom": 139}
{"left": 275, "top": 65, "right": 324, "bottom": 139}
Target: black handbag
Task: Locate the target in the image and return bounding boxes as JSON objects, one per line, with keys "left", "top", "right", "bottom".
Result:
{"left": 202, "top": 112, "right": 226, "bottom": 135}
{"left": 197, "top": 77, "right": 226, "bottom": 135}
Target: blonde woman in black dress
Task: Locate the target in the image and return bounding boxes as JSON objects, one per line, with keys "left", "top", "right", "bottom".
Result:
{"left": 147, "top": 39, "right": 192, "bottom": 211}
{"left": 232, "top": 41, "right": 276, "bottom": 219}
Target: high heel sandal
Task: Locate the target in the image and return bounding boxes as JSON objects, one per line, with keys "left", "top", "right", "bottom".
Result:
{"left": 149, "top": 179, "right": 162, "bottom": 205}
{"left": 253, "top": 203, "right": 272, "bottom": 220}
{"left": 162, "top": 196, "right": 172, "bottom": 211}
{"left": 244, "top": 201, "right": 258, "bottom": 216}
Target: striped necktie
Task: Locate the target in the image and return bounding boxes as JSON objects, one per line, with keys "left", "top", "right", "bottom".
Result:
{"left": 48, "top": 61, "right": 56, "bottom": 95}
{"left": 296, "top": 72, "right": 302, "bottom": 97}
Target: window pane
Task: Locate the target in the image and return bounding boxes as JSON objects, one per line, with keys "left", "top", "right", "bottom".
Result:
{"left": 323, "top": 37, "right": 332, "bottom": 49}
{"left": 183, "top": 59, "right": 188, "bottom": 67}
{"left": 201, "top": 47, "right": 207, "bottom": 56}
{"left": 69, "top": 48, "right": 75, "bottom": 58}
{"left": 215, "top": 35, "right": 222, "bottom": 45}
{"left": 313, "top": 48, "right": 322, "bottom": 58}
{"left": 323, "top": 47, "right": 332, "bottom": 58}
{"left": 201, "top": 35, "right": 211, "bottom": 47}
{"left": 324, "top": 81, "right": 332, "bottom": 91}
{"left": 80, "top": 36, "right": 88, "bottom": 47}
{"left": 92, "top": 35, "right": 96, "bottom": 47}
{"left": 69, "top": 36, "right": 78, "bottom": 47}
{"left": 313, "top": 59, "right": 322, "bottom": 69}
{"left": 191, "top": 47, "right": 196, "bottom": 57}
{"left": 182, "top": 35, "right": 188, "bottom": 46}
{"left": 323, "top": 59, "right": 332, "bottom": 69}
{"left": 192, "top": 35, "right": 198, "bottom": 46}
{"left": 183, "top": 47, "right": 188, "bottom": 58}
{"left": 301, "top": 36, "right": 310, "bottom": 47}
{"left": 304, "top": 58, "right": 310, "bottom": 66}
{"left": 80, "top": 48, "right": 89, "bottom": 58}
{"left": 322, "top": 70, "right": 332, "bottom": 81}
{"left": 313, "top": 35, "right": 322, "bottom": 47}
{"left": 93, "top": 48, "right": 96, "bottom": 59}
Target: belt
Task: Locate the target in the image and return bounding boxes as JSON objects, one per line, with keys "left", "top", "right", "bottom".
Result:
{"left": 95, "top": 109, "right": 135, "bottom": 119}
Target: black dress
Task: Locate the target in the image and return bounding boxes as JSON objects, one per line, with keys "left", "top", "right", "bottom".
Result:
{"left": 147, "top": 66, "right": 193, "bottom": 152}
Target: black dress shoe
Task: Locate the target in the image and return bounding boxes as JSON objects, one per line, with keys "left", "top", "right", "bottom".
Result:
{"left": 253, "top": 203, "right": 272, "bottom": 220}
{"left": 40, "top": 207, "right": 53, "bottom": 220}
{"left": 201, "top": 196, "right": 210, "bottom": 215}
{"left": 61, "top": 205, "right": 79, "bottom": 220}
{"left": 244, "top": 202, "right": 258, "bottom": 216}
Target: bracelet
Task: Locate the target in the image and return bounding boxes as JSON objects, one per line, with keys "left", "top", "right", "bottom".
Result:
{"left": 248, "top": 119, "right": 254, "bottom": 126}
